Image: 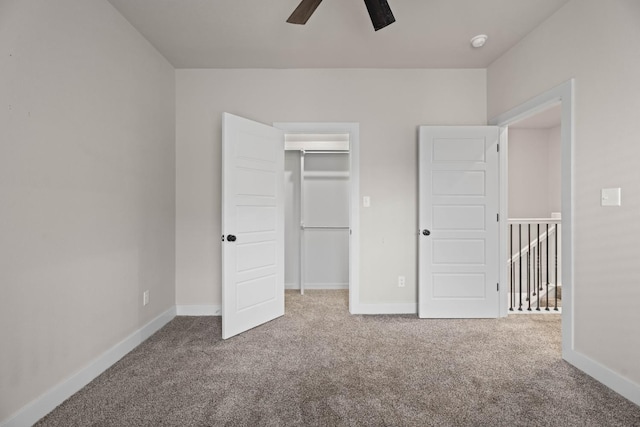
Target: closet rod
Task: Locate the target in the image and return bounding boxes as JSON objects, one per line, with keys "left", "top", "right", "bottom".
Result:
{"left": 303, "top": 150, "right": 349, "bottom": 155}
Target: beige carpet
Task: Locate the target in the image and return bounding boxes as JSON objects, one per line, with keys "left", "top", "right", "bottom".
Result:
{"left": 37, "top": 290, "right": 640, "bottom": 426}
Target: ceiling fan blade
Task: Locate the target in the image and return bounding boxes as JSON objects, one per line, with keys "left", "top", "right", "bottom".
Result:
{"left": 287, "top": 0, "right": 323, "bottom": 25}
{"left": 363, "top": 0, "right": 395, "bottom": 31}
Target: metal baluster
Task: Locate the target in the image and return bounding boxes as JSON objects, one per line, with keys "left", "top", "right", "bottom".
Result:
{"left": 519, "top": 224, "right": 523, "bottom": 311}
{"left": 509, "top": 224, "right": 513, "bottom": 311}
{"left": 536, "top": 223, "right": 541, "bottom": 311}
{"left": 511, "top": 263, "right": 515, "bottom": 311}
{"left": 546, "top": 223, "right": 550, "bottom": 311}
{"left": 538, "top": 224, "right": 543, "bottom": 290}
{"left": 532, "top": 229, "right": 537, "bottom": 296}
{"left": 554, "top": 224, "right": 560, "bottom": 311}
{"left": 527, "top": 224, "right": 531, "bottom": 311}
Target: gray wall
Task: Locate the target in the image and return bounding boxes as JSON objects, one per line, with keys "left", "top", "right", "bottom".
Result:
{"left": 0, "top": 0, "right": 176, "bottom": 421}
{"left": 508, "top": 127, "right": 561, "bottom": 218}
{"left": 488, "top": 0, "right": 640, "bottom": 385}
{"left": 175, "top": 69, "right": 486, "bottom": 307}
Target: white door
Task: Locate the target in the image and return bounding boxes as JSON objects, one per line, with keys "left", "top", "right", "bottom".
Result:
{"left": 222, "top": 113, "right": 285, "bottom": 339}
{"left": 418, "top": 126, "right": 500, "bottom": 318}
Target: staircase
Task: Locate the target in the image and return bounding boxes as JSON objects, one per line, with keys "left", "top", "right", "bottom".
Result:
{"left": 508, "top": 218, "right": 561, "bottom": 312}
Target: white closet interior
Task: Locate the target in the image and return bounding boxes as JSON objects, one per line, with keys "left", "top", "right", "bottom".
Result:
{"left": 284, "top": 134, "right": 350, "bottom": 294}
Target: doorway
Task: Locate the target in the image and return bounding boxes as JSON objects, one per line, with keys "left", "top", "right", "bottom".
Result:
{"left": 221, "top": 116, "right": 360, "bottom": 338}
{"left": 284, "top": 134, "right": 350, "bottom": 294}
{"left": 490, "top": 80, "right": 574, "bottom": 360}
{"left": 274, "top": 123, "right": 360, "bottom": 313}
{"left": 505, "top": 103, "right": 562, "bottom": 312}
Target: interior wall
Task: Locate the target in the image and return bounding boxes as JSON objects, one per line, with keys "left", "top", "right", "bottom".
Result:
{"left": 547, "top": 125, "right": 562, "bottom": 214}
{"left": 0, "top": 0, "right": 176, "bottom": 422}
{"left": 175, "top": 69, "right": 486, "bottom": 307}
{"left": 488, "top": 0, "right": 640, "bottom": 385}
{"left": 508, "top": 127, "right": 561, "bottom": 218}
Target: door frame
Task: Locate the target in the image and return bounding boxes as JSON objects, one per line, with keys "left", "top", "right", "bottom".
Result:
{"left": 273, "top": 122, "right": 360, "bottom": 314}
{"left": 489, "top": 79, "right": 574, "bottom": 359}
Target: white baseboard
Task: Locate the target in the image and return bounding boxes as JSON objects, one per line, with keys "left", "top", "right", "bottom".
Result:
{"left": 176, "top": 305, "right": 221, "bottom": 316}
{"left": 564, "top": 348, "right": 640, "bottom": 407}
{"left": 350, "top": 302, "right": 417, "bottom": 315}
{"left": 1, "top": 307, "right": 176, "bottom": 427}
{"left": 285, "top": 282, "right": 349, "bottom": 290}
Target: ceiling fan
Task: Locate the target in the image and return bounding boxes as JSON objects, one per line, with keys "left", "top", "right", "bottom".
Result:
{"left": 287, "top": 0, "right": 395, "bottom": 31}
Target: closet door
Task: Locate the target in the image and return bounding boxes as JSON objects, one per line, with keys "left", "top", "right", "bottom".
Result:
{"left": 221, "top": 113, "right": 285, "bottom": 339}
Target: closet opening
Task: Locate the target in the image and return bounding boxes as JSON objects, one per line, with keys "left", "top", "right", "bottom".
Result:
{"left": 275, "top": 123, "right": 360, "bottom": 312}
{"left": 285, "top": 134, "right": 350, "bottom": 294}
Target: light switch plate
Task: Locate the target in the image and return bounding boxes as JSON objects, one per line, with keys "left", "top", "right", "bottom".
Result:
{"left": 601, "top": 188, "right": 621, "bottom": 206}
{"left": 363, "top": 196, "right": 371, "bottom": 208}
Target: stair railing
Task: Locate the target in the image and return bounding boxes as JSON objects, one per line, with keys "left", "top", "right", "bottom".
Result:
{"left": 508, "top": 218, "right": 561, "bottom": 312}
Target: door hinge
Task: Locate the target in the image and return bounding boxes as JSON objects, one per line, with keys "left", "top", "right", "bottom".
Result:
{"left": 497, "top": 283, "right": 500, "bottom": 292}
{"left": 497, "top": 213, "right": 499, "bottom": 222}
{"left": 497, "top": 144, "right": 500, "bottom": 152}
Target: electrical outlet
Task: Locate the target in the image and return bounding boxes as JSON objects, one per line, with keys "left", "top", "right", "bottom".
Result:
{"left": 398, "top": 276, "right": 406, "bottom": 288}
{"left": 143, "top": 290, "right": 150, "bottom": 306}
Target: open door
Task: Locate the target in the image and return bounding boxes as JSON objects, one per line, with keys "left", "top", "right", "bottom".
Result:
{"left": 418, "top": 126, "right": 500, "bottom": 318}
{"left": 222, "top": 113, "right": 285, "bottom": 339}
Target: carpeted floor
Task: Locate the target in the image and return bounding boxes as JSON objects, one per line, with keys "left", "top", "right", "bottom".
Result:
{"left": 37, "top": 290, "right": 640, "bottom": 426}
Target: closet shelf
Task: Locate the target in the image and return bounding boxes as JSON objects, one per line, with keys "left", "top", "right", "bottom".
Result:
{"left": 303, "top": 171, "right": 350, "bottom": 179}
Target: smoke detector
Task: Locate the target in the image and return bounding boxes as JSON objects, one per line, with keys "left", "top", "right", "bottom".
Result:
{"left": 470, "top": 34, "right": 488, "bottom": 48}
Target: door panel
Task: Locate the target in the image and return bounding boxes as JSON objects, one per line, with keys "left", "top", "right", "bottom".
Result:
{"left": 222, "top": 113, "right": 284, "bottom": 339}
{"left": 433, "top": 274, "right": 486, "bottom": 298}
{"left": 432, "top": 239, "right": 485, "bottom": 265}
{"left": 432, "top": 170, "right": 486, "bottom": 195}
{"left": 418, "top": 126, "right": 499, "bottom": 318}
{"left": 433, "top": 205, "right": 485, "bottom": 230}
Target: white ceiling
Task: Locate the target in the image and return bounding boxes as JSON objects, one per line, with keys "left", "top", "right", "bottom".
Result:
{"left": 107, "top": 0, "right": 570, "bottom": 69}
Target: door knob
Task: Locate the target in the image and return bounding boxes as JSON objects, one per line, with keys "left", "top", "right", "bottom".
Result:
{"left": 226, "top": 234, "right": 237, "bottom": 242}
{"left": 422, "top": 229, "right": 431, "bottom": 236}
